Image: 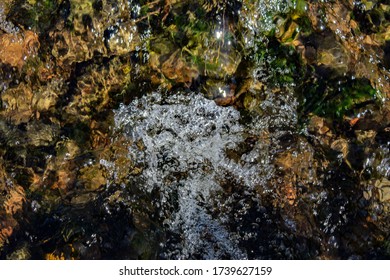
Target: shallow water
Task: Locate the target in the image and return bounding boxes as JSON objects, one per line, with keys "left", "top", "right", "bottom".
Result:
{"left": 0, "top": 0, "right": 389, "bottom": 259}
{"left": 110, "top": 92, "right": 274, "bottom": 259}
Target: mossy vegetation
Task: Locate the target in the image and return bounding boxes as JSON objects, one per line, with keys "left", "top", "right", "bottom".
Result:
{"left": 301, "top": 78, "right": 379, "bottom": 118}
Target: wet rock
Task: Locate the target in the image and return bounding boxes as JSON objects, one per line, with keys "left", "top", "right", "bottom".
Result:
{"left": 30, "top": 139, "right": 81, "bottom": 193}
{"left": 32, "top": 79, "right": 63, "bottom": 113}
{"left": 275, "top": 16, "right": 301, "bottom": 47}
{"left": 6, "top": 0, "right": 64, "bottom": 34}
{"left": 0, "top": 220, "right": 15, "bottom": 249}
{"left": 281, "top": 180, "right": 297, "bottom": 206}
{"left": 223, "top": 76, "right": 267, "bottom": 111}
{"left": 0, "top": 121, "right": 26, "bottom": 156}
{"left": 99, "top": 136, "right": 142, "bottom": 186}
{"left": 64, "top": 56, "right": 131, "bottom": 123}
{"left": 316, "top": 44, "right": 350, "bottom": 76}
{"left": 363, "top": 188, "right": 372, "bottom": 200}
{"left": 55, "top": 139, "right": 81, "bottom": 161}
{"left": 375, "top": 178, "right": 390, "bottom": 202}
{"left": 45, "top": 252, "right": 67, "bottom": 260}
{"left": 274, "top": 137, "right": 321, "bottom": 206}
{"left": 51, "top": 0, "right": 140, "bottom": 67}
{"left": 308, "top": 115, "right": 332, "bottom": 136}
{"left": 51, "top": 168, "right": 75, "bottom": 191}
{"left": 202, "top": 79, "right": 236, "bottom": 105}
{"left": 51, "top": 29, "right": 106, "bottom": 67}
{"left": 70, "top": 192, "right": 98, "bottom": 206}
{"left": 330, "top": 137, "right": 355, "bottom": 169}
{"left": 161, "top": 49, "right": 199, "bottom": 86}
{"left": 0, "top": 30, "right": 39, "bottom": 70}
{"left": 145, "top": 1, "right": 243, "bottom": 89}
{"left": 1, "top": 83, "right": 33, "bottom": 125}
{"left": 105, "top": 21, "right": 140, "bottom": 56}
{"left": 331, "top": 138, "right": 349, "bottom": 159}
{"left": 26, "top": 121, "right": 59, "bottom": 147}
{"left": 0, "top": 1, "right": 18, "bottom": 34}
{"left": 201, "top": 48, "right": 241, "bottom": 80}
{"left": 89, "top": 120, "right": 110, "bottom": 150}
{"left": 0, "top": 160, "right": 24, "bottom": 250}
{"left": 79, "top": 164, "right": 106, "bottom": 191}
{"left": 3, "top": 185, "right": 25, "bottom": 215}
{"left": 33, "top": 89, "right": 58, "bottom": 112}
{"left": 306, "top": 0, "right": 390, "bottom": 97}
{"left": 6, "top": 245, "right": 30, "bottom": 260}
{"left": 355, "top": 130, "right": 377, "bottom": 144}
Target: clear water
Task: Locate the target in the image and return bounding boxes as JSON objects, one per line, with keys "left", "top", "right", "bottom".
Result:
{"left": 1, "top": 0, "right": 389, "bottom": 260}
{"left": 102, "top": 85, "right": 299, "bottom": 259}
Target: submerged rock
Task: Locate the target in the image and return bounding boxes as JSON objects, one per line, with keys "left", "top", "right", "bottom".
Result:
{"left": 1, "top": 83, "right": 34, "bottom": 125}
{"left": 50, "top": 0, "right": 140, "bottom": 67}
{"left": 305, "top": 0, "right": 390, "bottom": 97}
{"left": 375, "top": 178, "right": 390, "bottom": 203}
{"left": 0, "top": 160, "right": 25, "bottom": 250}
{"left": 0, "top": 30, "right": 39, "bottom": 70}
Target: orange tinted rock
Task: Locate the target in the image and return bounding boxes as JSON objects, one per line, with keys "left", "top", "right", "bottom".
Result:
{"left": 0, "top": 162, "right": 24, "bottom": 249}
{"left": 51, "top": 169, "right": 74, "bottom": 190}
{"left": 0, "top": 30, "right": 39, "bottom": 70}
{"left": 161, "top": 49, "right": 199, "bottom": 86}
{"left": 285, "top": 181, "right": 297, "bottom": 206}
{"left": 4, "top": 186, "right": 25, "bottom": 215}
{"left": 0, "top": 225, "right": 13, "bottom": 248}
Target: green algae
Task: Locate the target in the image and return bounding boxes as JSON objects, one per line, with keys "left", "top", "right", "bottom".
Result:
{"left": 301, "top": 78, "right": 379, "bottom": 118}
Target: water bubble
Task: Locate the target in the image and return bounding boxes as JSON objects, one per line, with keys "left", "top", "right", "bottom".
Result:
{"left": 111, "top": 91, "right": 279, "bottom": 259}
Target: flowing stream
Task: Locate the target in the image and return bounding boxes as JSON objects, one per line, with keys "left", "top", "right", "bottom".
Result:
{"left": 0, "top": 0, "right": 389, "bottom": 260}
{"left": 102, "top": 87, "right": 300, "bottom": 259}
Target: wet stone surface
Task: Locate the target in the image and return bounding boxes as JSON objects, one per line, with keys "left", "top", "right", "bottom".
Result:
{"left": 0, "top": 0, "right": 389, "bottom": 259}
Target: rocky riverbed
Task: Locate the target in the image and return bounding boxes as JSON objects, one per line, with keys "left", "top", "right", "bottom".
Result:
{"left": 0, "top": 0, "right": 389, "bottom": 259}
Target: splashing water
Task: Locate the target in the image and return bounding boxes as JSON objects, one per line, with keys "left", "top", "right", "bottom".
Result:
{"left": 100, "top": 82, "right": 305, "bottom": 259}
{"left": 240, "top": 0, "right": 294, "bottom": 48}
{"left": 107, "top": 91, "right": 281, "bottom": 259}
{"left": 0, "top": 3, "right": 19, "bottom": 34}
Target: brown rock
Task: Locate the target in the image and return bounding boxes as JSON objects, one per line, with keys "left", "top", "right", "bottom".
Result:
{"left": 79, "top": 165, "right": 106, "bottom": 191}
{"left": 4, "top": 185, "right": 25, "bottom": 215}
{"left": 0, "top": 30, "right": 39, "bottom": 70}
{"left": 161, "top": 49, "right": 199, "bottom": 86}
{"left": 330, "top": 138, "right": 349, "bottom": 158}
{"left": 307, "top": 0, "right": 390, "bottom": 97}
{"left": 1, "top": 83, "right": 33, "bottom": 124}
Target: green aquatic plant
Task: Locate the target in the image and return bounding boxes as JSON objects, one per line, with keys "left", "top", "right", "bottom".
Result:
{"left": 301, "top": 78, "right": 378, "bottom": 118}
{"left": 252, "top": 37, "right": 303, "bottom": 87}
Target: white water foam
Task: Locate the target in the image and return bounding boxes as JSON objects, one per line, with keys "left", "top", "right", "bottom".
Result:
{"left": 109, "top": 91, "right": 279, "bottom": 259}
